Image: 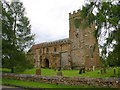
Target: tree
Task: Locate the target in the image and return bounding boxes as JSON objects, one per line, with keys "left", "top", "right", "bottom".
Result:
{"left": 2, "top": 1, "right": 34, "bottom": 73}
{"left": 78, "top": 0, "right": 120, "bottom": 66}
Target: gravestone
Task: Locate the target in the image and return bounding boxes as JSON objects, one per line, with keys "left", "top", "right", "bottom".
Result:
{"left": 79, "top": 67, "right": 85, "bottom": 74}
{"left": 103, "top": 68, "right": 106, "bottom": 73}
{"left": 114, "top": 68, "right": 116, "bottom": 76}
{"left": 93, "top": 66, "right": 95, "bottom": 71}
{"left": 58, "top": 67, "right": 61, "bottom": 71}
{"left": 57, "top": 71, "right": 62, "bottom": 76}
{"left": 36, "top": 68, "right": 41, "bottom": 75}
{"left": 100, "top": 69, "right": 103, "bottom": 74}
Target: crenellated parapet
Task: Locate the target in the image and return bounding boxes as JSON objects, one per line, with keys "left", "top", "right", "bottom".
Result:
{"left": 69, "top": 9, "right": 81, "bottom": 19}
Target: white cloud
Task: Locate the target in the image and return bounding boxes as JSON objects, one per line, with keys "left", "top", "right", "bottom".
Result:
{"left": 21, "top": 0, "right": 85, "bottom": 44}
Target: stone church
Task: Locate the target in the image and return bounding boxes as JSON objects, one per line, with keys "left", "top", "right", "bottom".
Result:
{"left": 27, "top": 9, "right": 100, "bottom": 69}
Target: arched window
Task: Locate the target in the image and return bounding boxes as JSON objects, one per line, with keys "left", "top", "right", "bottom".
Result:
{"left": 45, "top": 58, "right": 49, "bottom": 68}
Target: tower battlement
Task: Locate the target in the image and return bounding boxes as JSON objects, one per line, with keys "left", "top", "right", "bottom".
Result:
{"left": 69, "top": 9, "right": 80, "bottom": 18}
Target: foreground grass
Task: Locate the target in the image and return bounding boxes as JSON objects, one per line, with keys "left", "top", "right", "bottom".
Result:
{"left": 2, "top": 78, "right": 95, "bottom": 88}
{"left": 20, "top": 67, "right": 119, "bottom": 78}
{"left": 1, "top": 67, "right": 119, "bottom": 78}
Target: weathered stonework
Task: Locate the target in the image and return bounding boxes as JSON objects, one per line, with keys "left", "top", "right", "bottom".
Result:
{"left": 2, "top": 73, "right": 120, "bottom": 88}
{"left": 27, "top": 9, "right": 100, "bottom": 69}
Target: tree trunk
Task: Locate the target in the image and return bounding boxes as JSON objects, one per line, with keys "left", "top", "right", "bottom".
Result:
{"left": 114, "top": 68, "right": 116, "bottom": 76}
{"left": 11, "top": 68, "right": 14, "bottom": 73}
{"left": 103, "top": 68, "right": 106, "bottom": 73}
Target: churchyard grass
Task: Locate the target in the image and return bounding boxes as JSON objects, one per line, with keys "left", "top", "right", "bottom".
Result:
{"left": 2, "top": 78, "right": 95, "bottom": 88}
{"left": 1, "top": 67, "right": 119, "bottom": 78}
{"left": 1, "top": 67, "right": 119, "bottom": 88}
{"left": 21, "top": 67, "right": 119, "bottom": 78}
{"left": 1, "top": 68, "right": 11, "bottom": 73}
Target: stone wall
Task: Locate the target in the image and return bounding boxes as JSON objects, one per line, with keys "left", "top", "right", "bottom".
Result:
{"left": 2, "top": 73, "right": 120, "bottom": 88}
{"left": 28, "top": 38, "right": 71, "bottom": 69}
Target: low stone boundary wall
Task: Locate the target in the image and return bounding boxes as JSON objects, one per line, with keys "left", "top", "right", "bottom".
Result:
{"left": 2, "top": 73, "right": 120, "bottom": 88}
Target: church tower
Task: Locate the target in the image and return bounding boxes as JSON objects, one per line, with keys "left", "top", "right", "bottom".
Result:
{"left": 69, "top": 10, "right": 100, "bottom": 69}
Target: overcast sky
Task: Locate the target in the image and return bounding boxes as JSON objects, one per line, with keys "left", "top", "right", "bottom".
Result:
{"left": 19, "top": 0, "right": 85, "bottom": 44}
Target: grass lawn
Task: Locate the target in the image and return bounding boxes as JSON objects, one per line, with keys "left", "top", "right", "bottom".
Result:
{"left": 1, "top": 67, "right": 119, "bottom": 89}
{"left": 1, "top": 67, "right": 119, "bottom": 78}
{"left": 20, "top": 67, "right": 119, "bottom": 78}
{"left": 2, "top": 78, "right": 95, "bottom": 88}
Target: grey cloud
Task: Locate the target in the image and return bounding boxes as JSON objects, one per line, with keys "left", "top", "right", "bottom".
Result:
{"left": 21, "top": 0, "right": 84, "bottom": 44}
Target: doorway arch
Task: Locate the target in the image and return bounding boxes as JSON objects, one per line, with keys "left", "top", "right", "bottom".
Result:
{"left": 45, "top": 58, "right": 49, "bottom": 68}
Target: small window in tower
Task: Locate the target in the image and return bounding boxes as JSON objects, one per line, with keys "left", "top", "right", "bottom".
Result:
{"left": 74, "top": 19, "right": 81, "bottom": 29}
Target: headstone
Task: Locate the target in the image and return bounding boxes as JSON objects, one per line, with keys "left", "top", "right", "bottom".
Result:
{"left": 79, "top": 67, "right": 85, "bottom": 74}
{"left": 36, "top": 68, "right": 41, "bottom": 75}
{"left": 58, "top": 67, "right": 61, "bottom": 71}
{"left": 100, "top": 69, "right": 103, "bottom": 74}
{"left": 114, "top": 68, "right": 116, "bottom": 76}
{"left": 79, "top": 69, "right": 82, "bottom": 74}
{"left": 83, "top": 68, "right": 85, "bottom": 73}
{"left": 57, "top": 71, "right": 62, "bottom": 76}
{"left": 89, "top": 68, "right": 91, "bottom": 71}
{"left": 54, "top": 68, "right": 56, "bottom": 71}
{"left": 103, "top": 68, "right": 106, "bottom": 73}
{"left": 93, "top": 66, "right": 95, "bottom": 71}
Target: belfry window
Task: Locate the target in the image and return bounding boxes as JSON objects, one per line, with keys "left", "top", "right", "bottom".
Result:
{"left": 74, "top": 19, "right": 81, "bottom": 29}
